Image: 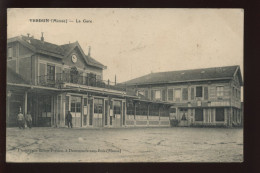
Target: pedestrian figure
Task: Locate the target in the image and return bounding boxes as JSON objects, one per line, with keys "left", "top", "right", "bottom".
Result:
{"left": 25, "top": 111, "right": 32, "bottom": 129}
{"left": 66, "top": 111, "right": 73, "bottom": 128}
{"left": 17, "top": 111, "right": 25, "bottom": 129}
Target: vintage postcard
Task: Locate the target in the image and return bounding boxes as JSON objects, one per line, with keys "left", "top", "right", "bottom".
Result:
{"left": 6, "top": 8, "right": 243, "bottom": 162}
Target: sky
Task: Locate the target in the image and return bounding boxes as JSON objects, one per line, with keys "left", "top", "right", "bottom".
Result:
{"left": 7, "top": 8, "right": 244, "bottom": 99}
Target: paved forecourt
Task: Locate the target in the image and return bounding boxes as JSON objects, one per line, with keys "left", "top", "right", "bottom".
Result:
{"left": 6, "top": 127, "right": 243, "bottom": 162}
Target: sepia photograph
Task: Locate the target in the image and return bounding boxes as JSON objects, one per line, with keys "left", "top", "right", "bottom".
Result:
{"left": 6, "top": 8, "right": 243, "bottom": 162}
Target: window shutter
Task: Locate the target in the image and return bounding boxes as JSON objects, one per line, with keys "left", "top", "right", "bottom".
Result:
{"left": 168, "top": 89, "right": 173, "bottom": 101}
{"left": 182, "top": 88, "right": 188, "bottom": 100}
{"left": 151, "top": 90, "right": 154, "bottom": 100}
{"left": 162, "top": 89, "right": 166, "bottom": 101}
{"left": 191, "top": 88, "right": 194, "bottom": 100}
{"left": 13, "top": 46, "right": 17, "bottom": 57}
{"left": 40, "top": 63, "right": 46, "bottom": 76}
{"left": 204, "top": 86, "right": 208, "bottom": 100}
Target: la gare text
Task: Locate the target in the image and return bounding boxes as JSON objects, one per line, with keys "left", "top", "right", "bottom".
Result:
{"left": 29, "top": 19, "right": 93, "bottom": 23}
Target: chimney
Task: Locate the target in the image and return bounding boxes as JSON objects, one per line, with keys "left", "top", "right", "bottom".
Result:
{"left": 88, "top": 46, "right": 91, "bottom": 56}
{"left": 115, "top": 75, "right": 117, "bottom": 85}
{"left": 27, "top": 33, "right": 30, "bottom": 37}
{"left": 41, "top": 32, "right": 44, "bottom": 42}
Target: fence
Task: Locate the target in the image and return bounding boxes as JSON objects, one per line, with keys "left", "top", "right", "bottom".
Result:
{"left": 38, "top": 73, "right": 126, "bottom": 91}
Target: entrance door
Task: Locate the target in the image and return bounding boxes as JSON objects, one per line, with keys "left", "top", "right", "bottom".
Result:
{"left": 70, "top": 96, "right": 82, "bottom": 127}
{"left": 179, "top": 108, "right": 188, "bottom": 121}
{"left": 113, "top": 100, "right": 122, "bottom": 127}
{"left": 169, "top": 107, "right": 177, "bottom": 120}
{"left": 8, "top": 94, "right": 23, "bottom": 127}
{"left": 94, "top": 98, "right": 103, "bottom": 127}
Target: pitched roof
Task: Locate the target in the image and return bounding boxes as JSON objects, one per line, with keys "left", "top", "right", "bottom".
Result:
{"left": 8, "top": 35, "right": 106, "bottom": 69}
{"left": 123, "top": 65, "right": 242, "bottom": 86}
{"left": 7, "top": 67, "right": 30, "bottom": 84}
{"left": 21, "top": 36, "right": 64, "bottom": 55}
{"left": 85, "top": 54, "right": 105, "bottom": 67}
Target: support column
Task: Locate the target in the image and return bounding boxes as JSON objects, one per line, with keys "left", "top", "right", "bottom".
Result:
{"left": 24, "top": 91, "right": 28, "bottom": 115}
{"left": 103, "top": 99, "right": 106, "bottom": 127}
{"left": 134, "top": 103, "right": 136, "bottom": 120}
{"left": 35, "top": 92, "right": 38, "bottom": 126}
{"left": 147, "top": 104, "right": 150, "bottom": 126}
{"left": 108, "top": 102, "right": 110, "bottom": 127}
{"left": 81, "top": 97, "right": 84, "bottom": 127}
{"left": 147, "top": 104, "right": 150, "bottom": 120}
{"left": 121, "top": 101, "right": 123, "bottom": 127}
{"left": 229, "top": 107, "right": 233, "bottom": 127}
{"left": 7, "top": 94, "right": 10, "bottom": 124}
{"left": 159, "top": 106, "right": 161, "bottom": 120}
{"left": 134, "top": 102, "right": 137, "bottom": 126}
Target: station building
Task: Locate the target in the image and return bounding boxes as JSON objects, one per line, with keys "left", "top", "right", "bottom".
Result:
{"left": 122, "top": 65, "right": 243, "bottom": 127}
{"left": 6, "top": 34, "right": 243, "bottom": 128}
{"left": 6, "top": 34, "right": 171, "bottom": 128}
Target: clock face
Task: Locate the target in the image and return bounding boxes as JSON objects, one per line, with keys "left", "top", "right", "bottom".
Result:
{"left": 71, "top": 55, "right": 77, "bottom": 63}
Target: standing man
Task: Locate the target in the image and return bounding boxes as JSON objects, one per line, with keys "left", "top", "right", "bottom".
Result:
{"left": 66, "top": 111, "right": 73, "bottom": 128}
{"left": 25, "top": 111, "right": 32, "bottom": 129}
{"left": 17, "top": 111, "right": 25, "bottom": 129}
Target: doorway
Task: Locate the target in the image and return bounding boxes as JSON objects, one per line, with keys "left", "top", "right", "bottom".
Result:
{"left": 112, "top": 100, "right": 122, "bottom": 127}
{"left": 169, "top": 107, "right": 177, "bottom": 120}
{"left": 93, "top": 98, "right": 103, "bottom": 127}
{"left": 70, "top": 96, "right": 82, "bottom": 127}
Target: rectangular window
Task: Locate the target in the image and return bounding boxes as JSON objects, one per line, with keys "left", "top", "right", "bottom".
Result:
{"left": 127, "top": 102, "right": 135, "bottom": 115}
{"left": 138, "top": 90, "right": 145, "bottom": 96}
{"left": 87, "top": 73, "right": 96, "bottom": 86}
{"left": 195, "top": 108, "right": 203, "bottom": 121}
{"left": 216, "top": 108, "right": 224, "bottom": 121}
{"left": 204, "top": 86, "right": 208, "bottom": 100}
{"left": 154, "top": 90, "right": 161, "bottom": 100}
{"left": 182, "top": 88, "right": 188, "bottom": 100}
{"left": 71, "top": 102, "right": 76, "bottom": 112}
{"left": 145, "top": 90, "right": 148, "bottom": 98}
{"left": 136, "top": 103, "right": 148, "bottom": 116}
{"left": 13, "top": 46, "right": 17, "bottom": 57}
{"left": 76, "top": 102, "right": 81, "bottom": 112}
{"left": 47, "top": 64, "right": 55, "bottom": 82}
{"left": 96, "top": 75, "right": 102, "bottom": 81}
{"left": 168, "top": 89, "right": 173, "bottom": 101}
{"left": 191, "top": 88, "right": 195, "bottom": 100}
{"left": 94, "top": 98, "right": 103, "bottom": 114}
{"left": 113, "top": 100, "right": 121, "bottom": 114}
{"left": 8, "top": 47, "right": 13, "bottom": 58}
{"left": 84, "top": 98, "right": 87, "bottom": 106}
{"left": 217, "top": 86, "right": 224, "bottom": 97}
{"left": 71, "top": 96, "right": 81, "bottom": 113}
{"left": 43, "top": 96, "right": 51, "bottom": 112}
{"left": 196, "top": 86, "right": 203, "bottom": 97}
{"left": 174, "top": 89, "right": 181, "bottom": 101}
{"left": 149, "top": 104, "right": 159, "bottom": 116}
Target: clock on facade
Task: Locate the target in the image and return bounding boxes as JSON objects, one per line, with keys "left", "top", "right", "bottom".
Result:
{"left": 71, "top": 54, "right": 77, "bottom": 63}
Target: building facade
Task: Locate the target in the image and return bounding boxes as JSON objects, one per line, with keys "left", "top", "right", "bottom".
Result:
{"left": 7, "top": 34, "right": 171, "bottom": 128}
{"left": 123, "top": 66, "right": 243, "bottom": 127}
